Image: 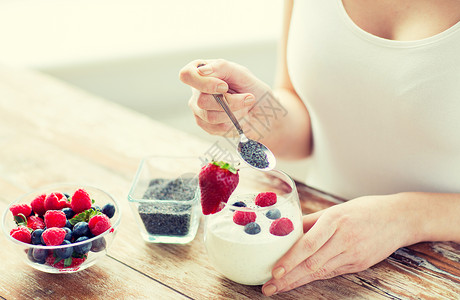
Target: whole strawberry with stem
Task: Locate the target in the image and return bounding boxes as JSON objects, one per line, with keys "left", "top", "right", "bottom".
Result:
{"left": 199, "top": 161, "right": 239, "bottom": 215}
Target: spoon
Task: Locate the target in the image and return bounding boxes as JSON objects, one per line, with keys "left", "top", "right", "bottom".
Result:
{"left": 212, "top": 93, "right": 276, "bottom": 171}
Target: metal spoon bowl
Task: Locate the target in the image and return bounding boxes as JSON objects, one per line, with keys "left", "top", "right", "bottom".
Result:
{"left": 212, "top": 93, "right": 276, "bottom": 171}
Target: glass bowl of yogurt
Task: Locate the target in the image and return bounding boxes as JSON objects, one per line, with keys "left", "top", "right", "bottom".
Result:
{"left": 204, "top": 167, "right": 303, "bottom": 285}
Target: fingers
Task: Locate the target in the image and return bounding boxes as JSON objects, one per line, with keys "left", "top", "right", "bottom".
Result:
{"left": 271, "top": 213, "right": 337, "bottom": 281}
{"left": 263, "top": 234, "right": 345, "bottom": 296}
{"left": 179, "top": 59, "right": 228, "bottom": 94}
{"left": 179, "top": 59, "right": 257, "bottom": 94}
{"left": 302, "top": 210, "right": 324, "bottom": 232}
{"left": 192, "top": 106, "right": 250, "bottom": 136}
{"left": 194, "top": 92, "right": 256, "bottom": 111}
{"left": 188, "top": 91, "right": 256, "bottom": 135}
{"left": 277, "top": 263, "right": 354, "bottom": 294}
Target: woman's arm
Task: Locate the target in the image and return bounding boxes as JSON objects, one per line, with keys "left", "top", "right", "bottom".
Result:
{"left": 402, "top": 192, "right": 460, "bottom": 243}
{"left": 265, "top": 0, "right": 312, "bottom": 159}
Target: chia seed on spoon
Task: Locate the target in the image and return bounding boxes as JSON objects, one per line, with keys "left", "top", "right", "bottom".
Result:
{"left": 239, "top": 140, "right": 270, "bottom": 169}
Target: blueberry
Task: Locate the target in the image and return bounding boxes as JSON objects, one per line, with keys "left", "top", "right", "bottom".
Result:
{"left": 90, "top": 237, "right": 107, "bottom": 252}
{"left": 65, "top": 220, "right": 73, "bottom": 229}
{"left": 64, "top": 193, "right": 71, "bottom": 199}
{"left": 102, "top": 203, "right": 115, "bottom": 218}
{"left": 31, "top": 229, "right": 45, "bottom": 245}
{"left": 266, "top": 208, "right": 281, "bottom": 220}
{"left": 40, "top": 232, "right": 46, "bottom": 245}
{"left": 63, "top": 227, "right": 73, "bottom": 241}
{"left": 230, "top": 201, "right": 247, "bottom": 212}
{"left": 62, "top": 207, "right": 75, "bottom": 219}
{"left": 74, "top": 236, "right": 92, "bottom": 255}
{"left": 32, "top": 248, "right": 48, "bottom": 264}
{"left": 54, "top": 240, "right": 73, "bottom": 259}
{"left": 244, "top": 222, "right": 261, "bottom": 235}
{"left": 27, "top": 248, "right": 35, "bottom": 262}
{"left": 73, "top": 222, "right": 89, "bottom": 238}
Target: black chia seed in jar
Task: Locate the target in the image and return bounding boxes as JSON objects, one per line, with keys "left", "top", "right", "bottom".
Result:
{"left": 138, "top": 177, "right": 198, "bottom": 236}
{"left": 240, "top": 140, "right": 269, "bottom": 169}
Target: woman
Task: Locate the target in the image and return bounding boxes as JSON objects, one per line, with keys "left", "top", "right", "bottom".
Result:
{"left": 179, "top": 0, "right": 460, "bottom": 296}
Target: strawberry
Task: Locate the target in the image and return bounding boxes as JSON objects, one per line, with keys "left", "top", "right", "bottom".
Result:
{"left": 27, "top": 216, "right": 45, "bottom": 230}
{"left": 233, "top": 211, "right": 256, "bottom": 226}
{"left": 88, "top": 214, "right": 111, "bottom": 236}
{"left": 44, "top": 192, "right": 69, "bottom": 211}
{"left": 199, "top": 161, "right": 239, "bottom": 215}
{"left": 269, "top": 217, "right": 294, "bottom": 236}
{"left": 71, "top": 189, "right": 92, "bottom": 214}
{"left": 9, "top": 204, "right": 32, "bottom": 217}
{"left": 10, "top": 226, "right": 32, "bottom": 243}
{"left": 255, "top": 192, "right": 277, "bottom": 207}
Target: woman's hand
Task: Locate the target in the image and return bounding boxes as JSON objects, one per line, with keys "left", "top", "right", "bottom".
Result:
{"left": 178, "top": 59, "right": 272, "bottom": 138}
{"left": 262, "top": 194, "right": 421, "bottom": 296}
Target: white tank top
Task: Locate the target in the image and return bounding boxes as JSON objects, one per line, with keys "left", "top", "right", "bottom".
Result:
{"left": 287, "top": 0, "right": 460, "bottom": 199}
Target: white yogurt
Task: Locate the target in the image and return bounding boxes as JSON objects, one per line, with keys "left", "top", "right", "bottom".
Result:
{"left": 204, "top": 194, "right": 303, "bottom": 285}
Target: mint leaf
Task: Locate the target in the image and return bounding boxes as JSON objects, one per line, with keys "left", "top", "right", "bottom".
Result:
{"left": 54, "top": 256, "right": 63, "bottom": 264}
{"left": 69, "top": 210, "right": 90, "bottom": 225}
{"left": 69, "top": 208, "right": 102, "bottom": 225}
{"left": 64, "top": 257, "right": 73, "bottom": 267}
{"left": 14, "top": 213, "right": 28, "bottom": 226}
{"left": 88, "top": 209, "right": 102, "bottom": 219}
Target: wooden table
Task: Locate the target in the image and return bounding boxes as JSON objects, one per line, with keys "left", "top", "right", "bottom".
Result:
{"left": 0, "top": 65, "right": 459, "bottom": 300}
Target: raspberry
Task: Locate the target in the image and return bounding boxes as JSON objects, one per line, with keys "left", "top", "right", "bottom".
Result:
{"left": 9, "top": 204, "right": 32, "bottom": 217}
{"left": 27, "top": 216, "right": 45, "bottom": 230}
{"left": 44, "top": 210, "right": 67, "bottom": 228}
{"left": 255, "top": 192, "right": 277, "bottom": 207}
{"left": 42, "top": 227, "right": 66, "bottom": 246}
{"left": 46, "top": 254, "right": 86, "bottom": 269}
{"left": 269, "top": 217, "right": 294, "bottom": 236}
{"left": 233, "top": 210, "right": 257, "bottom": 226}
{"left": 88, "top": 214, "right": 111, "bottom": 236}
{"left": 71, "top": 189, "right": 92, "bottom": 214}
{"left": 30, "top": 194, "right": 47, "bottom": 216}
{"left": 10, "top": 226, "right": 32, "bottom": 243}
{"left": 44, "top": 192, "right": 68, "bottom": 211}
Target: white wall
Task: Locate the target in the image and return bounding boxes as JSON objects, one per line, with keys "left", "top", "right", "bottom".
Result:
{"left": 0, "top": 0, "right": 310, "bottom": 180}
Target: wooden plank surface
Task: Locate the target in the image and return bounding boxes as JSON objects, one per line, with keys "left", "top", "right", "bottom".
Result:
{"left": 0, "top": 65, "right": 459, "bottom": 300}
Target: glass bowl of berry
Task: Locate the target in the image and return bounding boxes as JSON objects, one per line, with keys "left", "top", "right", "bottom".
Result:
{"left": 2, "top": 184, "right": 121, "bottom": 273}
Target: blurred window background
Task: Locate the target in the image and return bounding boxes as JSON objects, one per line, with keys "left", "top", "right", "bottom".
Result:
{"left": 0, "top": 0, "right": 308, "bottom": 179}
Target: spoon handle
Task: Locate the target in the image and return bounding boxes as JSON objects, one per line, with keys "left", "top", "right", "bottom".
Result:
{"left": 213, "top": 94, "right": 245, "bottom": 135}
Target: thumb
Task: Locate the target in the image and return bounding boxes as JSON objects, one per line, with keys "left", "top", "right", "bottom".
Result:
{"left": 222, "top": 92, "right": 256, "bottom": 111}
{"left": 197, "top": 59, "right": 259, "bottom": 93}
